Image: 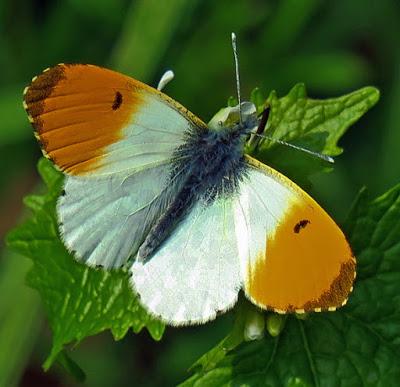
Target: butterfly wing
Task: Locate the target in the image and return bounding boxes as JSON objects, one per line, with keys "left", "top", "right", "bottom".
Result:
{"left": 58, "top": 163, "right": 182, "bottom": 268}
{"left": 23, "top": 63, "right": 206, "bottom": 176}
{"left": 130, "top": 198, "right": 241, "bottom": 325}
{"left": 24, "top": 64, "right": 207, "bottom": 268}
{"left": 235, "top": 155, "right": 356, "bottom": 313}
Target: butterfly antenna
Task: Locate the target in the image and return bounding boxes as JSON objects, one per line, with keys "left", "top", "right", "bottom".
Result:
{"left": 231, "top": 32, "right": 242, "bottom": 125}
{"left": 252, "top": 133, "right": 335, "bottom": 163}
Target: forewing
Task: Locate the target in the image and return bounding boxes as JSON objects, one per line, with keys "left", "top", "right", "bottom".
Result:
{"left": 130, "top": 198, "right": 240, "bottom": 325}
{"left": 58, "top": 162, "right": 179, "bottom": 269}
{"left": 236, "top": 155, "right": 356, "bottom": 313}
{"left": 23, "top": 64, "right": 207, "bottom": 176}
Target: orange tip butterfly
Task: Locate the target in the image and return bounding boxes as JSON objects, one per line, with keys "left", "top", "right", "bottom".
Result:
{"left": 23, "top": 34, "right": 355, "bottom": 325}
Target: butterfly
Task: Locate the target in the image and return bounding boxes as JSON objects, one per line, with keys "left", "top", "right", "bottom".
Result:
{"left": 23, "top": 61, "right": 356, "bottom": 326}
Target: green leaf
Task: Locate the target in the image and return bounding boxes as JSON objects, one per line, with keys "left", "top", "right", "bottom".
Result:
{"left": 6, "top": 158, "right": 165, "bottom": 370}
{"left": 247, "top": 84, "right": 380, "bottom": 186}
{"left": 187, "top": 300, "right": 249, "bottom": 376}
{"left": 180, "top": 184, "right": 400, "bottom": 386}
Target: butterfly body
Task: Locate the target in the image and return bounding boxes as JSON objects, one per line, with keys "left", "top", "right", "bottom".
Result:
{"left": 24, "top": 63, "right": 356, "bottom": 325}
{"left": 138, "top": 103, "right": 258, "bottom": 261}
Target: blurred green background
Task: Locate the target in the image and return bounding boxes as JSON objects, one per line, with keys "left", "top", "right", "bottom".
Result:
{"left": 0, "top": 0, "right": 399, "bottom": 386}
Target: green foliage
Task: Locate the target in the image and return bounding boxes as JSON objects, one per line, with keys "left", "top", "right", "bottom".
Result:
{"left": 110, "top": 0, "right": 200, "bottom": 81}
{"left": 7, "top": 159, "right": 165, "bottom": 371}
{"left": 181, "top": 183, "right": 400, "bottom": 386}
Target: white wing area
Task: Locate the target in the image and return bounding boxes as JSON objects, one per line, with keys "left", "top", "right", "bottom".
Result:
{"left": 234, "top": 166, "right": 293, "bottom": 276}
{"left": 98, "top": 93, "right": 197, "bottom": 176}
{"left": 130, "top": 199, "right": 241, "bottom": 325}
{"left": 57, "top": 162, "right": 177, "bottom": 269}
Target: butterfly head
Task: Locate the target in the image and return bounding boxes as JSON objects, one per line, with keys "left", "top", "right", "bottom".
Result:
{"left": 208, "top": 101, "right": 258, "bottom": 136}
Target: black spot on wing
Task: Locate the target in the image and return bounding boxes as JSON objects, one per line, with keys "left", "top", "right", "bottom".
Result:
{"left": 294, "top": 219, "right": 310, "bottom": 234}
{"left": 112, "top": 91, "right": 123, "bottom": 110}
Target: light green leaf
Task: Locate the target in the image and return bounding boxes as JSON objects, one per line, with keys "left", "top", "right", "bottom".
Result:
{"left": 181, "top": 184, "right": 400, "bottom": 386}
{"left": 247, "top": 84, "right": 380, "bottom": 186}
{"left": 6, "top": 158, "right": 165, "bottom": 370}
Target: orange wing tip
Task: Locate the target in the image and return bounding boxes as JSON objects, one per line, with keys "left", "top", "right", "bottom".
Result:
{"left": 25, "top": 63, "right": 150, "bottom": 175}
